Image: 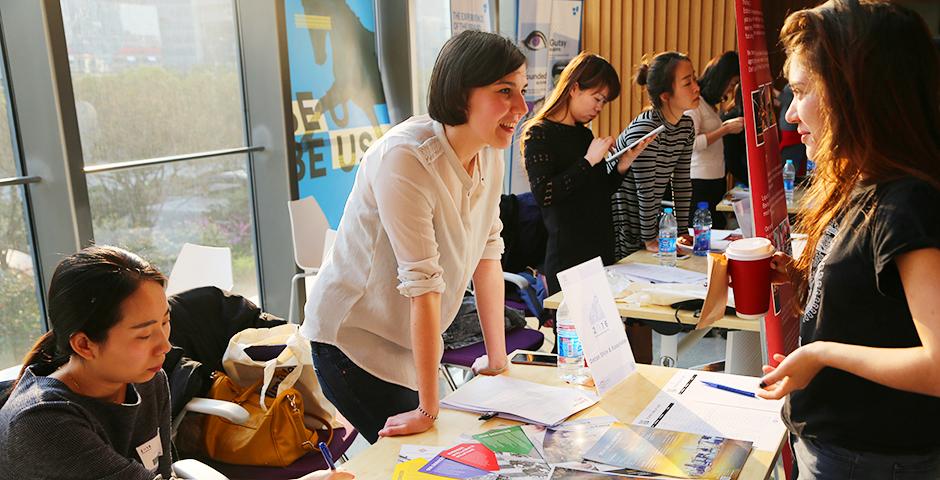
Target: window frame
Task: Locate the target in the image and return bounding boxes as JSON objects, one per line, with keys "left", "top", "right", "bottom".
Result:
{"left": 0, "top": 0, "right": 298, "bottom": 321}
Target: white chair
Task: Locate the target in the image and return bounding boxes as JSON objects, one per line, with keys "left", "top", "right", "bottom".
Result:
{"left": 287, "top": 196, "right": 332, "bottom": 324}
{"left": 162, "top": 242, "right": 250, "bottom": 472}
{"left": 166, "top": 243, "right": 234, "bottom": 297}
{"left": 173, "top": 459, "right": 229, "bottom": 479}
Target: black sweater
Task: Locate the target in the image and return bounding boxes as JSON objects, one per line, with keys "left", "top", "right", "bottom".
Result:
{"left": 522, "top": 119, "right": 625, "bottom": 294}
{"left": 0, "top": 367, "right": 173, "bottom": 479}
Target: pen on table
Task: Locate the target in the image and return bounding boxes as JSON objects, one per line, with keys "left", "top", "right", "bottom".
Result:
{"left": 318, "top": 441, "right": 336, "bottom": 470}
{"left": 700, "top": 380, "right": 757, "bottom": 398}
{"left": 478, "top": 411, "right": 498, "bottom": 421}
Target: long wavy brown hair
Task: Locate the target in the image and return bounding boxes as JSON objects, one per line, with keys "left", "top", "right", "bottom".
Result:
{"left": 520, "top": 51, "right": 620, "bottom": 157}
{"left": 781, "top": 0, "right": 940, "bottom": 294}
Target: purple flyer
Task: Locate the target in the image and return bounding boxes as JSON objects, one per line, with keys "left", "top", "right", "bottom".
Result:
{"left": 418, "top": 455, "right": 491, "bottom": 479}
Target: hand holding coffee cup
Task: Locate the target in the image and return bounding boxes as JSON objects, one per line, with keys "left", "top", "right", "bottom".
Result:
{"left": 769, "top": 252, "right": 795, "bottom": 285}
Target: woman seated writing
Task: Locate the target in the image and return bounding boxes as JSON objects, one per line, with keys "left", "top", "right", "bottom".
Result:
{"left": 0, "top": 246, "right": 351, "bottom": 480}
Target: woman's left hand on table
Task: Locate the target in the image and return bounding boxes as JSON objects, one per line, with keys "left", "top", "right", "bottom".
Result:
{"left": 378, "top": 407, "right": 436, "bottom": 437}
{"left": 471, "top": 354, "right": 507, "bottom": 376}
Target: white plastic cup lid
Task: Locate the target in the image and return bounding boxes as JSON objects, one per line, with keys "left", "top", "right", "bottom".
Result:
{"left": 725, "top": 237, "right": 775, "bottom": 261}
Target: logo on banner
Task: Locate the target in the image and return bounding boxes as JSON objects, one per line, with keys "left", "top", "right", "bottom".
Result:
{"left": 749, "top": 82, "right": 776, "bottom": 147}
{"left": 286, "top": 0, "right": 391, "bottom": 227}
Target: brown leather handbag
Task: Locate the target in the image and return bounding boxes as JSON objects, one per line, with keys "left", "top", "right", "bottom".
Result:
{"left": 202, "top": 372, "right": 333, "bottom": 467}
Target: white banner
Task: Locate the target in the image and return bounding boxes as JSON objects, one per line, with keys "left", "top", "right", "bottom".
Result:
{"left": 450, "top": 0, "right": 491, "bottom": 35}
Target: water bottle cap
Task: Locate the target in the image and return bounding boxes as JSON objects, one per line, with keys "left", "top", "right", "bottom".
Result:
{"left": 785, "top": 159, "right": 794, "bottom": 165}
{"left": 697, "top": 201, "right": 708, "bottom": 209}
{"left": 663, "top": 207, "right": 673, "bottom": 214}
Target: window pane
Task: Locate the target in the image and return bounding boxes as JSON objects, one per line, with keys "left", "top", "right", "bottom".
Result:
{"left": 0, "top": 54, "right": 16, "bottom": 178}
{"left": 0, "top": 186, "right": 43, "bottom": 369}
{"left": 412, "top": 0, "right": 451, "bottom": 114}
{"left": 87, "top": 156, "right": 258, "bottom": 301}
{"left": 60, "top": 0, "right": 246, "bottom": 166}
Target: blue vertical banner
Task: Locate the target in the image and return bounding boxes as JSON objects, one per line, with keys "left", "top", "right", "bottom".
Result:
{"left": 285, "top": 0, "right": 391, "bottom": 227}
{"left": 516, "top": 0, "right": 552, "bottom": 103}
{"left": 507, "top": 0, "right": 583, "bottom": 193}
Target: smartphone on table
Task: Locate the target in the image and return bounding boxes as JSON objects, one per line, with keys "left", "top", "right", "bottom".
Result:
{"left": 510, "top": 352, "right": 558, "bottom": 367}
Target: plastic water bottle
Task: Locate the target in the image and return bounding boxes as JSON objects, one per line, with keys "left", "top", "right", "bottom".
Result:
{"left": 783, "top": 159, "right": 796, "bottom": 205}
{"left": 658, "top": 207, "right": 678, "bottom": 267}
{"left": 556, "top": 301, "right": 591, "bottom": 385}
{"left": 692, "top": 202, "right": 712, "bottom": 257}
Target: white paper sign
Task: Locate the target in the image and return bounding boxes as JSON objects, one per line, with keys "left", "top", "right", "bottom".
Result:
{"left": 556, "top": 257, "right": 636, "bottom": 395}
{"left": 450, "top": 0, "right": 491, "bottom": 35}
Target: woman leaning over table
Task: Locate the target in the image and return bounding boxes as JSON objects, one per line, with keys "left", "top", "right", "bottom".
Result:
{"left": 300, "top": 30, "right": 528, "bottom": 443}
{"left": 756, "top": 1, "right": 940, "bottom": 478}
{"left": 611, "top": 51, "right": 699, "bottom": 259}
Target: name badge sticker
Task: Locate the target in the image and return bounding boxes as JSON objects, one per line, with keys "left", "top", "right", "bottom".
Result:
{"left": 135, "top": 428, "right": 163, "bottom": 471}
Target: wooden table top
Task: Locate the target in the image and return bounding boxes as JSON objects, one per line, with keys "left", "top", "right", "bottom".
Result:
{"left": 542, "top": 251, "right": 760, "bottom": 332}
{"left": 341, "top": 361, "right": 784, "bottom": 479}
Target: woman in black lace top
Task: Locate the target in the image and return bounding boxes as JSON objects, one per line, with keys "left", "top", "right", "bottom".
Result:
{"left": 521, "top": 52, "right": 656, "bottom": 296}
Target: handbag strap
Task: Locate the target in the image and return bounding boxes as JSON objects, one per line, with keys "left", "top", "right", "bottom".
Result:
{"left": 235, "top": 377, "right": 266, "bottom": 403}
{"left": 259, "top": 340, "right": 307, "bottom": 411}
{"left": 280, "top": 391, "right": 334, "bottom": 452}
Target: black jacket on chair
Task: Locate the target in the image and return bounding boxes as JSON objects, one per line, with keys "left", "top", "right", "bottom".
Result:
{"left": 163, "top": 286, "right": 285, "bottom": 417}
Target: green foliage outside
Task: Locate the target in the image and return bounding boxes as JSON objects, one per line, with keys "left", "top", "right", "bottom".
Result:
{"left": 0, "top": 65, "right": 260, "bottom": 368}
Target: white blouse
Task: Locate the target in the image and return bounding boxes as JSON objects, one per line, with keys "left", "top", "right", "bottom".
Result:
{"left": 300, "top": 115, "right": 505, "bottom": 390}
{"left": 685, "top": 100, "right": 726, "bottom": 180}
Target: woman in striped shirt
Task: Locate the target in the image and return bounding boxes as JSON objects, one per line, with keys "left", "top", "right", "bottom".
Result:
{"left": 612, "top": 52, "right": 699, "bottom": 259}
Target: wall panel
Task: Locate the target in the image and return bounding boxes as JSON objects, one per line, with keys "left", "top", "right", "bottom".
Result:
{"left": 582, "top": 0, "right": 738, "bottom": 137}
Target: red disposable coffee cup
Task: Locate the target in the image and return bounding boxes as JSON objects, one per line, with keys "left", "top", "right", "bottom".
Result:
{"left": 725, "top": 237, "right": 775, "bottom": 319}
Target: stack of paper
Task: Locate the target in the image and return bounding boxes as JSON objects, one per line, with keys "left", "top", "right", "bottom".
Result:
{"left": 605, "top": 263, "right": 706, "bottom": 285}
{"left": 632, "top": 371, "right": 786, "bottom": 452}
{"left": 441, "top": 375, "right": 598, "bottom": 427}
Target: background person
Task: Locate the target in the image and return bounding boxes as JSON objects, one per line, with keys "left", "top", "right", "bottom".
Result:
{"left": 684, "top": 51, "right": 743, "bottom": 229}
{"left": 521, "top": 51, "right": 655, "bottom": 295}
{"left": 521, "top": 51, "right": 656, "bottom": 363}
{"left": 612, "top": 51, "right": 698, "bottom": 258}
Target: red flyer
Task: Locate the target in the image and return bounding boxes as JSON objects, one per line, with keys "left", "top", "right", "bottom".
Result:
{"left": 439, "top": 443, "right": 499, "bottom": 472}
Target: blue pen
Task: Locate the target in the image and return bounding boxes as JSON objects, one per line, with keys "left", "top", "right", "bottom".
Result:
{"left": 700, "top": 380, "right": 757, "bottom": 398}
{"left": 318, "top": 441, "right": 336, "bottom": 470}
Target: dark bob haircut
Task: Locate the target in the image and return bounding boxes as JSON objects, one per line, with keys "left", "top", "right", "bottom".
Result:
{"left": 698, "top": 51, "right": 739, "bottom": 106}
{"left": 428, "top": 30, "right": 526, "bottom": 126}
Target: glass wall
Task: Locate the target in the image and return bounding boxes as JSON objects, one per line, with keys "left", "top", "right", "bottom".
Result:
{"left": 0, "top": 38, "right": 43, "bottom": 369}
{"left": 60, "top": 0, "right": 259, "bottom": 299}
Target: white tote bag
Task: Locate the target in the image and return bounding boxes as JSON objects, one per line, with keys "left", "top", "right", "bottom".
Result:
{"left": 221, "top": 323, "right": 337, "bottom": 429}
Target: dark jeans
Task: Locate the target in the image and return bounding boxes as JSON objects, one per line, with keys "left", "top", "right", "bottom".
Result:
{"left": 793, "top": 436, "right": 940, "bottom": 480}
{"left": 690, "top": 178, "right": 728, "bottom": 229}
{"left": 310, "top": 341, "right": 418, "bottom": 443}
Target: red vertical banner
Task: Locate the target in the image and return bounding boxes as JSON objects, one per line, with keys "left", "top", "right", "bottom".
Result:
{"left": 733, "top": 0, "right": 800, "bottom": 361}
